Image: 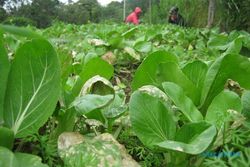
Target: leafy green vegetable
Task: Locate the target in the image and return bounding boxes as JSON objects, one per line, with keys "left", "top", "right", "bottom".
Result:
{"left": 205, "top": 90, "right": 242, "bottom": 129}
{"left": 132, "top": 51, "right": 178, "bottom": 91}
{"left": 4, "top": 39, "right": 60, "bottom": 137}
{"left": 67, "top": 57, "right": 114, "bottom": 105}
{"left": 0, "top": 24, "right": 43, "bottom": 39}
{"left": 134, "top": 41, "right": 152, "bottom": 53}
{"left": 162, "top": 82, "right": 203, "bottom": 122}
{"left": 129, "top": 86, "right": 176, "bottom": 148}
{"left": 72, "top": 75, "right": 114, "bottom": 116}
{"left": 182, "top": 60, "right": 208, "bottom": 102}
{"left": 201, "top": 54, "right": 250, "bottom": 112}
{"left": 156, "top": 122, "right": 216, "bottom": 155}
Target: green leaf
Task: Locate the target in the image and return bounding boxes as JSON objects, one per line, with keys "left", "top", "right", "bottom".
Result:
{"left": 205, "top": 90, "right": 242, "bottom": 129}
{"left": 4, "top": 39, "right": 60, "bottom": 137}
{"left": 0, "top": 147, "right": 48, "bottom": 167}
{"left": 200, "top": 54, "right": 250, "bottom": 111}
{"left": 162, "top": 82, "right": 203, "bottom": 122}
{"left": 158, "top": 62, "right": 199, "bottom": 105}
{"left": 0, "top": 146, "right": 18, "bottom": 167}
{"left": 156, "top": 122, "right": 217, "bottom": 155}
{"left": 134, "top": 41, "right": 152, "bottom": 53}
{"left": 67, "top": 57, "right": 114, "bottom": 105}
{"left": 225, "top": 37, "right": 243, "bottom": 55}
{"left": 79, "top": 75, "right": 114, "bottom": 96}
{"left": 242, "top": 90, "right": 250, "bottom": 120}
{"left": 182, "top": 60, "right": 208, "bottom": 101}
{"left": 107, "top": 31, "right": 123, "bottom": 48}
{"left": 122, "top": 27, "right": 138, "bottom": 38}
{"left": 0, "top": 34, "right": 10, "bottom": 125}
{"left": 73, "top": 94, "right": 113, "bottom": 115}
{"left": 15, "top": 153, "right": 48, "bottom": 167}
{"left": 132, "top": 51, "right": 178, "bottom": 91}
{"left": 103, "top": 88, "right": 127, "bottom": 120}
{"left": 72, "top": 76, "right": 114, "bottom": 115}
{"left": 0, "top": 127, "right": 14, "bottom": 149}
{"left": 207, "top": 33, "right": 229, "bottom": 51}
{"left": 0, "top": 24, "right": 43, "bottom": 39}
{"left": 129, "top": 86, "right": 176, "bottom": 148}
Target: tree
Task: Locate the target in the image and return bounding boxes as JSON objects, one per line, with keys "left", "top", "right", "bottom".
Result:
{"left": 207, "top": 0, "right": 215, "bottom": 28}
{"left": 101, "top": 1, "right": 123, "bottom": 22}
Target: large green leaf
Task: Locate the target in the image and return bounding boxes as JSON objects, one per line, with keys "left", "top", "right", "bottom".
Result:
{"left": 0, "top": 24, "right": 43, "bottom": 39}
{"left": 132, "top": 51, "right": 178, "bottom": 91}
{"left": 0, "top": 34, "right": 10, "bottom": 125}
{"left": 129, "top": 86, "right": 176, "bottom": 147}
{"left": 4, "top": 39, "right": 60, "bottom": 137}
{"left": 205, "top": 90, "right": 242, "bottom": 129}
{"left": 182, "top": 60, "right": 208, "bottom": 102}
{"left": 134, "top": 41, "right": 152, "bottom": 53}
{"left": 15, "top": 153, "right": 48, "bottom": 167}
{"left": 162, "top": 82, "right": 203, "bottom": 122}
{"left": 0, "top": 146, "right": 18, "bottom": 167}
{"left": 156, "top": 122, "right": 217, "bottom": 155}
{"left": 225, "top": 37, "right": 243, "bottom": 55}
{"left": 158, "top": 62, "right": 199, "bottom": 105}
{"left": 201, "top": 54, "right": 250, "bottom": 112}
{"left": 207, "top": 33, "right": 229, "bottom": 51}
{"left": 0, "top": 147, "right": 48, "bottom": 167}
{"left": 107, "top": 31, "right": 123, "bottom": 48}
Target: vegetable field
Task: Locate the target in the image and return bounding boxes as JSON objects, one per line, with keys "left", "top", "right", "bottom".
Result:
{"left": 1, "top": 23, "right": 250, "bottom": 167}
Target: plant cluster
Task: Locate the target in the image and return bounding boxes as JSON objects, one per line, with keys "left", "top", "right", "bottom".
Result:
{"left": 0, "top": 23, "right": 250, "bottom": 166}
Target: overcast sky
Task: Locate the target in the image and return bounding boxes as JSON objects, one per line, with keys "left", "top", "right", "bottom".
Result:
{"left": 59, "top": 0, "right": 122, "bottom": 6}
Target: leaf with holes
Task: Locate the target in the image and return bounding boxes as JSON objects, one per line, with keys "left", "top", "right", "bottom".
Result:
{"left": 3, "top": 39, "right": 60, "bottom": 138}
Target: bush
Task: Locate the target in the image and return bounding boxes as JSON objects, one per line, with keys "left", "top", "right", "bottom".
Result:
{"left": 0, "top": 8, "right": 7, "bottom": 22}
{"left": 2, "top": 16, "right": 36, "bottom": 27}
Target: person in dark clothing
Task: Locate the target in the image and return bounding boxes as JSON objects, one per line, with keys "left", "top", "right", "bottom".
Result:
{"left": 168, "top": 6, "right": 185, "bottom": 26}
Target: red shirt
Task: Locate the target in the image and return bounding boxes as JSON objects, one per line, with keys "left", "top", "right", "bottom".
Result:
{"left": 125, "top": 7, "right": 142, "bottom": 25}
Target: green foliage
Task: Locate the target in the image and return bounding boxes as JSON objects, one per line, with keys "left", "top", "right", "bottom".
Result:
{"left": 2, "top": 16, "right": 36, "bottom": 27}
{"left": 0, "top": 7, "right": 7, "bottom": 22}
{"left": 129, "top": 86, "right": 176, "bottom": 147}
{"left": 118, "top": 129, "right": 165, "bottom": 167}
{"left": 0, "top": 32, "right": 9, "bottom": 125}
{"left": 0, "top": 27, "right": 60, "bottom": 166}
{"left": 0, "top": 21, "right": 250, "bottom": 166}
{"left": 0, "top": 146, "right": 48, "bottom": 167}
{"left": 0, "top": 127, "right": 14, "bottom": 149}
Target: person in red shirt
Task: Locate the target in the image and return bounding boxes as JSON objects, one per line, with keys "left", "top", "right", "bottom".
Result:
{"left": 125, "top": 7, "right": 142, "bottom": 25}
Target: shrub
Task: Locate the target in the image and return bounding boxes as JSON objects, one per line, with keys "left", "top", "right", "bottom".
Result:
{"left": 2, "top": 16, "right": 36, "bottom": 27}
